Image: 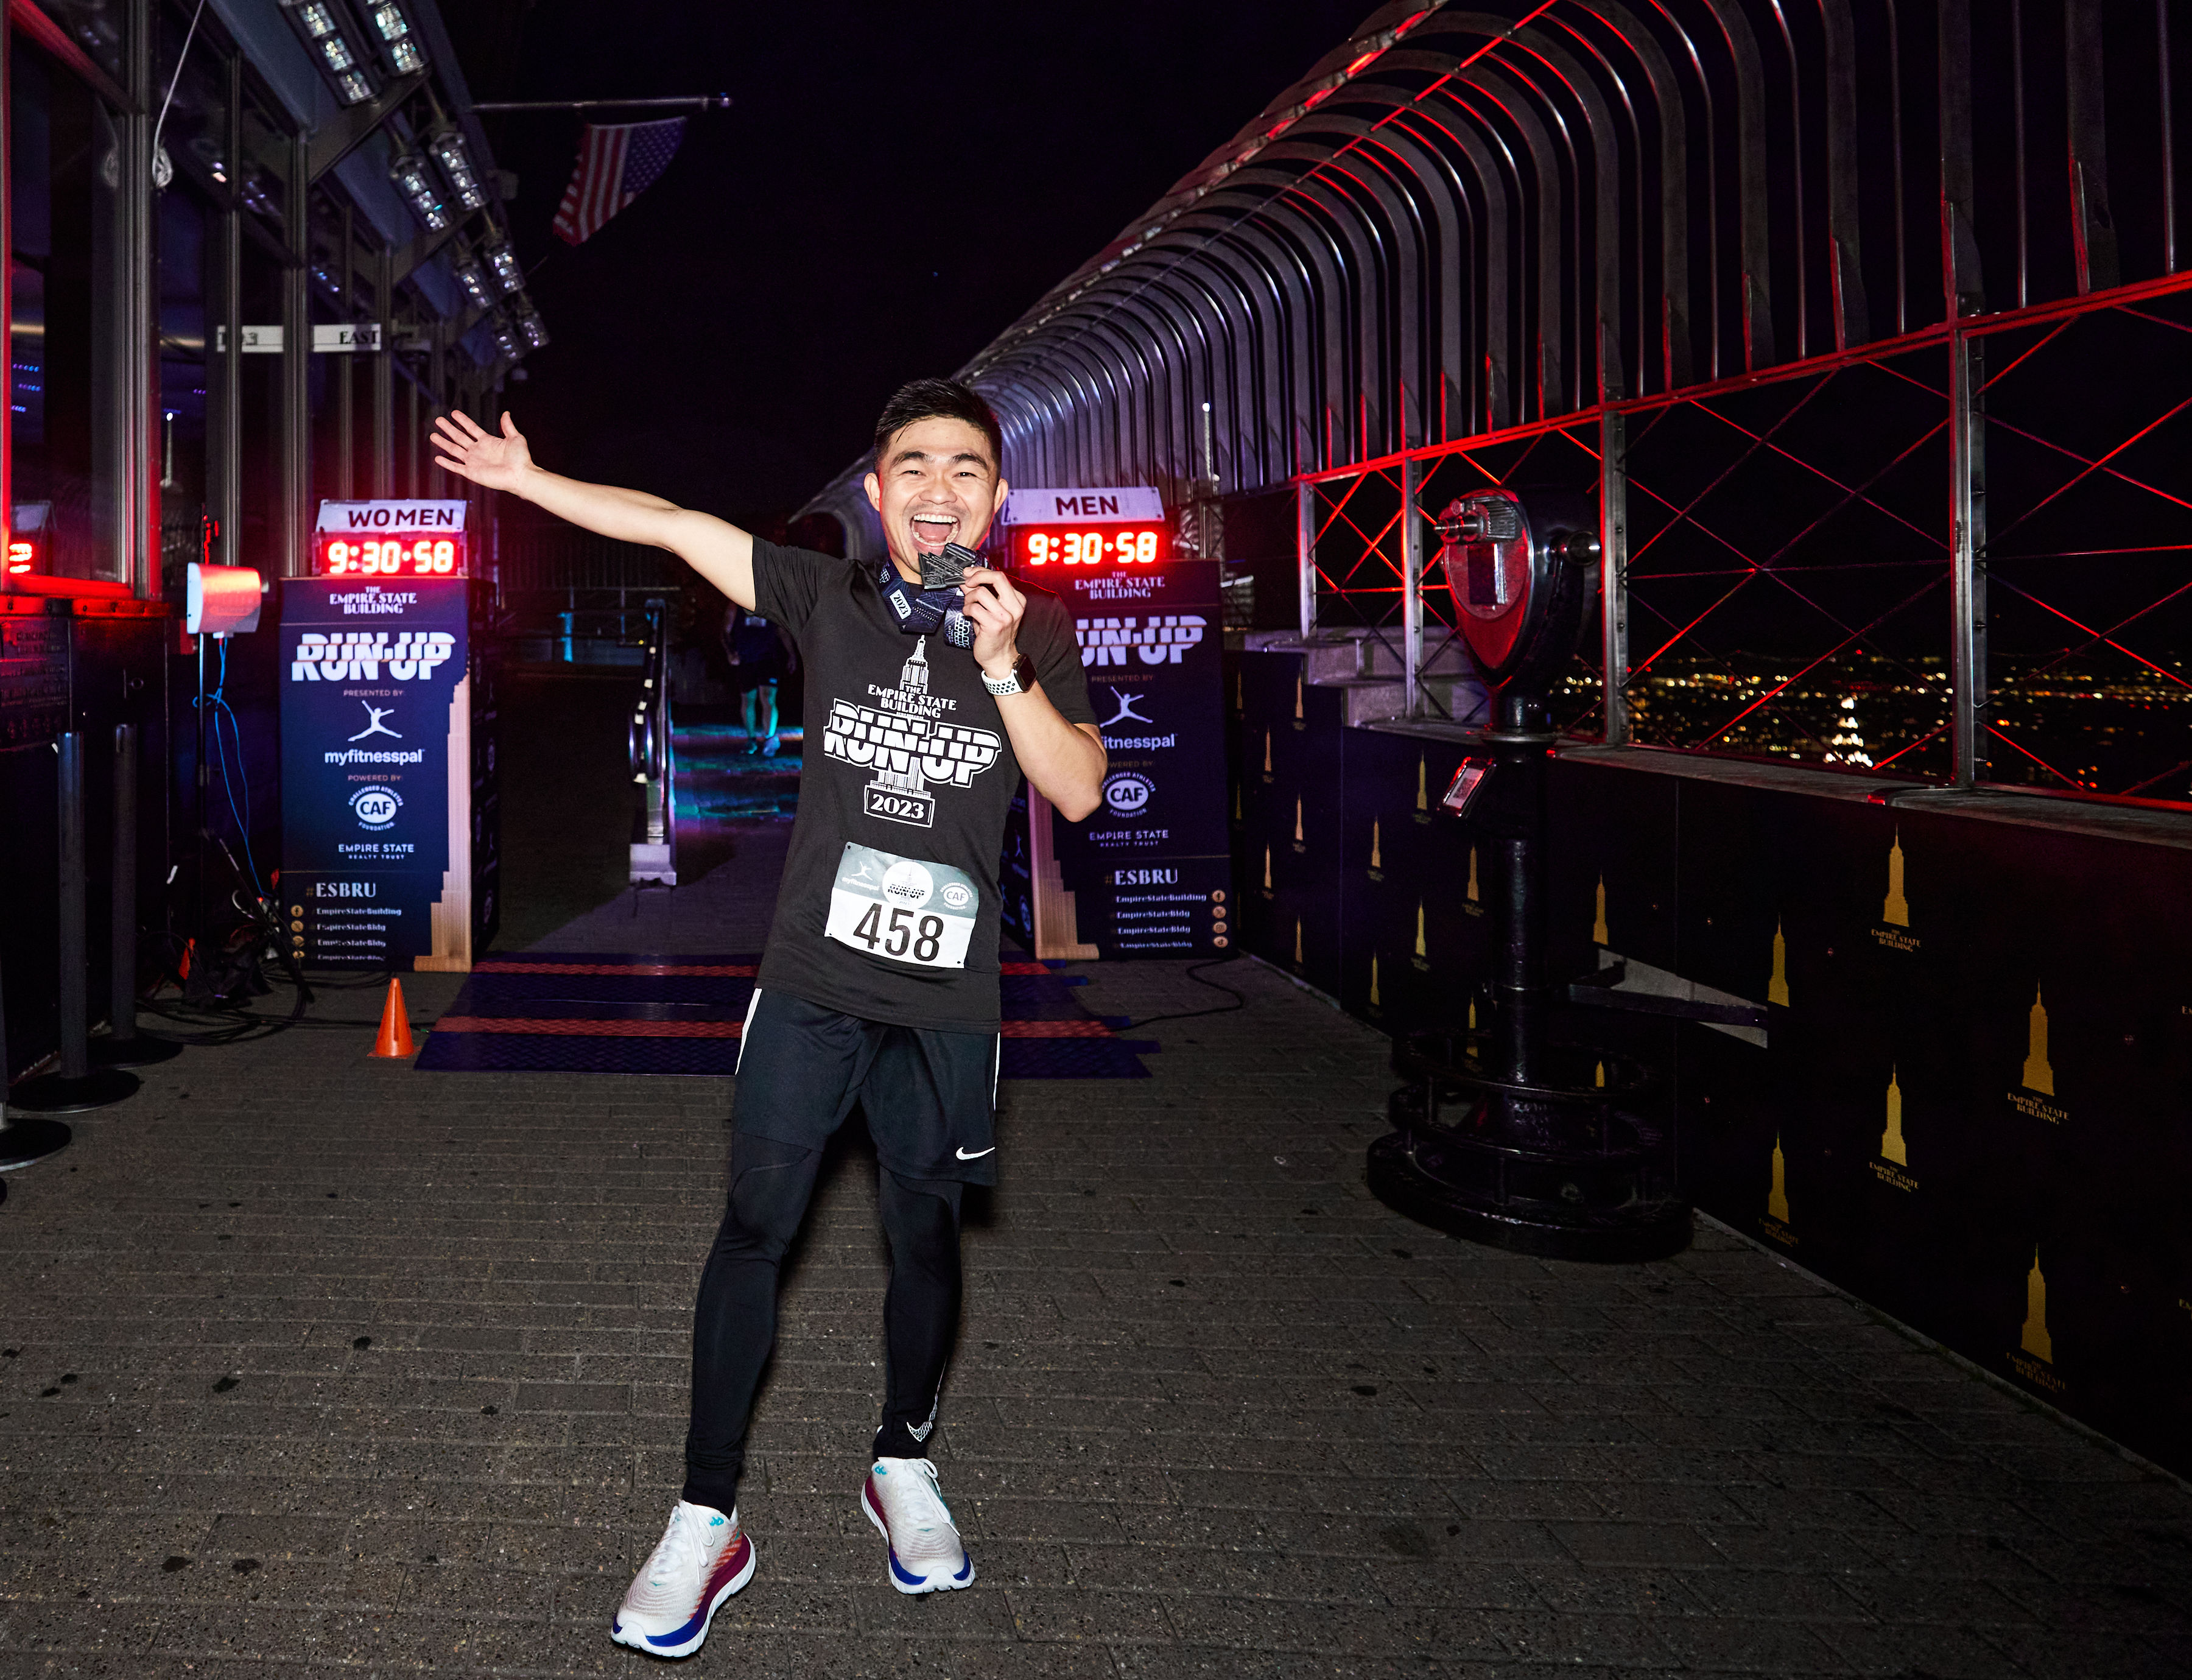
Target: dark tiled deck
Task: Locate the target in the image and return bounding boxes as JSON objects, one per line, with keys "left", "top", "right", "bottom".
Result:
{"left": 4, "top": 706, "right": 2189, "bottom": 1677}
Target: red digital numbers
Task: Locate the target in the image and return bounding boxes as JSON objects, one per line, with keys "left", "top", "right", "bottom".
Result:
{"left": 1014, "top": 524, "right": 1167, "bottom": 568}
{"left": 315, "top": 536, "right": 463, "bottom": 577}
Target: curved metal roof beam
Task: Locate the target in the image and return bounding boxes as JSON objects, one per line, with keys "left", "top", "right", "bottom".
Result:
{"left": 1280, "top": 118, "right": 1434, "bottom": 451}
{"left": 1138, "top": 277, "right": 1224, "bottom": 483}
{"left": 1111, "top": 289, "right": 1201, "bottom": 493}
{"left": 1204, "top": 179, "right": 1354, "bottom": 472}
{"left": 1458, "top": 61, "right": 1586, "bottom": 413}
{"left": 1552, "top": 0, "right": 1697, "bottom": 390}
{"left": 1056, "top": 320, "right": 1151, "bottom": 487}
{"left": 1016, "top": 308, "right": 1142, "bottom": 486}
{"left": 1635, "top": 0, "right": 1773, "bottom": 368}
{"left": 1341, "top": 119, "right": 1474, "bottom": 444}
{"left": 1476, "top": 21, "right": 1634, "bottom": 400}
{"left": 1000, "top": 364, "right": 1083, "bottom": 488}
{"left": 1146, "top": 256, "right": 1259, "bottom": 491}
{"left": 1383, "top": 97, "right": 1519, "bottom": 431}
{"left": 1037, "top": 337, "right": 1129, "bottom": 485}
{"left": 1176, "top": 246, "right": 1279, "bottom": 488}
{"left": 1282, "top": 164, "right": 1399, "bottom": 461}
{"left": 1430, "top": 71, "right": 1567, "bottom": 420}
{"left": 1201, "top": 216, "right": 1321, "bottom": 477}
{"left": 1813, "top": 0, "right": 1869, "bottom": 349}
{"left": 981, "top": 369, "right": 1064, "bottom": 488}
{"left": 1081, "top": 312, "right": 1165, "bottom": 488}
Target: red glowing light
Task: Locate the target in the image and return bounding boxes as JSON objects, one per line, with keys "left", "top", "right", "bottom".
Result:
{"left": 5, "top": 539, "right": 35, "bottom": 574}
{"left": 311, "top": 533, "right": 466, "bottom": 577}
{"left": 1012, "top": 524, "right": 1168, "bottom": 569}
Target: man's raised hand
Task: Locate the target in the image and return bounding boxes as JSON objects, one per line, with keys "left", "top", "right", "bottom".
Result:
{"left": 432, "top": 410, "right": 533, "bottom": 494}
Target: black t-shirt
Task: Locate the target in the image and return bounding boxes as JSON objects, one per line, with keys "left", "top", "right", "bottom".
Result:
{"left": 753, "top": 539, "right": 1096, "bottom": 1034}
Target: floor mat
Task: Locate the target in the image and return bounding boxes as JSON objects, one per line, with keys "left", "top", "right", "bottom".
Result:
{"left": 416, "top": 954, "right": 1155, "bottom": 1078}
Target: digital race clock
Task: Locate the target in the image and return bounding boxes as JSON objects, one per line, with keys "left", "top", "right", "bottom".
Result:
{"left": 311, "top": 499, "right": 470, "bottom": 578}
{"left": 1000, "top": 485, "right": 1170, "bottom": 574}
{"left": 1012, "top": 524, "right": 1168, "bottom": 568}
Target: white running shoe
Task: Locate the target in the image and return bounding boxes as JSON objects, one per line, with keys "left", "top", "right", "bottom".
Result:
{"left": 610, "top": 1499, "right": 756, "bottom": 1659}
{"left": 861, "top": 1457, "right": 975, "bottom": 1595}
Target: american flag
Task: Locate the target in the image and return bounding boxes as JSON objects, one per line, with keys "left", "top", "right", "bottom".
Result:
{"left": 550, "top": 118, "right": 687, "bottom": 246}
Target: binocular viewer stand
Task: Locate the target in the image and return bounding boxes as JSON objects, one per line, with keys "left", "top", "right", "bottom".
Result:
{"left": 1367, "top": 707, "right": 1693, "bottom": 1262}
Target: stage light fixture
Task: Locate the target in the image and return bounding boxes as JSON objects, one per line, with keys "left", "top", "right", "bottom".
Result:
{"left": 451, "top": 256, "right": 495, "bottom": 311}
{"left": 491, "top": 318, "right": 521, "bottom": 361}
{"left": 389, "top": 153, "right": 450, "bottom": 231}
{"left": 517, "top": 308, "right": 549, "bottom": 351}
{"left": 364, "top": 1, "right": 426, "bottom": 74}
{"left": 278, "top": 0, "right": 378, "bottom": 105}
{"left": 484, "top": 240, "right": 524, "bottom": 293}
{"left": 427, "top": 129, "right": 488, "bottom": 212}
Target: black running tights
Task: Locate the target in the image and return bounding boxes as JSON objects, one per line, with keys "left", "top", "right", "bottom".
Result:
{"left": 681, "top": 1133, "right": 963, "bottom": 1515}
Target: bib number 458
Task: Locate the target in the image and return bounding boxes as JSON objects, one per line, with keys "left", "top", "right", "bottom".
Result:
{"left": 851, "top": 902, "right": 945, "bottom": 963}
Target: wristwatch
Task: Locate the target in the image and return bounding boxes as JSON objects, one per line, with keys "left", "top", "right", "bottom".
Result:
{"left": 982, "top": 652, "right": 1037, "bottom": 697}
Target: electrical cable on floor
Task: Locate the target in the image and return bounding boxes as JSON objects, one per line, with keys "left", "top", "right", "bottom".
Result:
{"left": 1119, "top": 954, "right": 1249, "bottom": 1030}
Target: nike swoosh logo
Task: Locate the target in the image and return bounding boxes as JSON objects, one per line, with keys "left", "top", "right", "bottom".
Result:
{"left": 955, "top": 1146, "right": 997, "bottom": 1160}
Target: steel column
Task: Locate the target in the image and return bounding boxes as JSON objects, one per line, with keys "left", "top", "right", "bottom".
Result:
{"left": 1948, "top": 329, "right": 1987, "bottom": 787}
{"left": 1, "top": 19, "right": 12, "bottom": 549}
{"left": 1600, "top": 406, "right": 1629, "bottom": 745}
{"left": 373, "top": 244, "right": 394, "bottom": 497}
{"left": 1400, "top": 453, "right": 1423, "bottom": 717}
{"left": 337, "top": 212, "right": 355, "bottom": 502}
{"left": 122, "top": 0, "right": 155, "bottom": 594}
{"left": 282, "top": 134, "right": 311, "bottom": 577}
{"left": 1297, "top": 480, "right": 1317, "bottom": 638}
{"left": 214, "top": 52, "right": 242, "bottom": 568}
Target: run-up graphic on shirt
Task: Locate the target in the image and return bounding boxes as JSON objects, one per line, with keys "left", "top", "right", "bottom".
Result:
{"left": 824, "top": 842, "right": 980, "bottom": 969}
{"left": 820, "top": 636, "right": 1003, "bottom": 828}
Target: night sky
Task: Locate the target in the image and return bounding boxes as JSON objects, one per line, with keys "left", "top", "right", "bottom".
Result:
{"left": 454, "top": 1, "right": 1374, "bottom": 529}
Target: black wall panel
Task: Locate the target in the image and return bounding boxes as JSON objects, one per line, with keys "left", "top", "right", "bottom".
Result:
{"left": 1232, "top": 677, "right": 2192, "bottom": 1478}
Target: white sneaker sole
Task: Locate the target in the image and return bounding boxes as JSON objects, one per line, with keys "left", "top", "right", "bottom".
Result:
{"left": 609, "top": 1536, "right": 757, "bottom": 1659}
{"left": 862, "top": 1478, "right": 975, "bottom": 1595}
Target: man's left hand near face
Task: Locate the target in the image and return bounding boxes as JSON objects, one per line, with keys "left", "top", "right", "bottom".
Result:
{"left": 958, "top": 566, "right": 1027, "bottom": 681}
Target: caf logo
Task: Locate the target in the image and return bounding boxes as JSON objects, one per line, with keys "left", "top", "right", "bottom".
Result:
{"left": 350, "top": 786, "right": 402, "bottom": 830}
{"left": 940, "top": 882, "right": 973, "bottom": 910}
{"left": 1103, "top": 770, "right": 1154, "bottom": 817}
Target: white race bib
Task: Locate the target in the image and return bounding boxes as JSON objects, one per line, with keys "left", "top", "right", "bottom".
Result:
{"left": 824, "top": 842, "right": 979, "bottom": 970}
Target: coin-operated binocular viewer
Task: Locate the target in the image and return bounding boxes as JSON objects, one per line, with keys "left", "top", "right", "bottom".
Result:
{"left": 1366, "top": 486, "right": 1697, "bottom": 1261}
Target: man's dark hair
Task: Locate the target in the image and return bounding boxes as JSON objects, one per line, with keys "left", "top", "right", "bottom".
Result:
{"left": 873, "top": 378, "right": 1003, "bottom": 476}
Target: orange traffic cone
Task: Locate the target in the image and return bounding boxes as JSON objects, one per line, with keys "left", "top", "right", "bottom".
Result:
{"left": 370, "top": 976, "right": 416, "bottom": 1058}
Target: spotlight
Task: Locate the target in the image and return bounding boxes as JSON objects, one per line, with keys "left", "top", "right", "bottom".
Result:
{"left": 451, "top": 256, "right": 495, "bottom": 311}
{"left": 427, "top": 128, "right": 488, "bottom": 212}
{"left": 362, "top": 1, "right": 426, "bottom": 74}
{"left": 517, "top": 308, "right": 549, "bottom": 351}
{"left": 278, "top": 0, "right": 378, "bottom": 105}
{"left": 491, "top": 319, "right": 521, "bottom": 361}
{"left": 389, "top": 152, "right": 450, "bottom": 231}
{"left": 483, "top": 239, "right": 524, "bottom": 293}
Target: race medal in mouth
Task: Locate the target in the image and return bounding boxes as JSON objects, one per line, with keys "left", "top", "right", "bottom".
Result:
{"left": 824, "top": 842, "right": 979, "bottom": 969}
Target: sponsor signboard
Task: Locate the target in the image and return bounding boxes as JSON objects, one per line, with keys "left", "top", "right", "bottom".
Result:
{"left": 279, "top": 575, "right": 476, "bottom": 970}
{"left": 1003, "top": 549, "right": 1231, "bottom": 958}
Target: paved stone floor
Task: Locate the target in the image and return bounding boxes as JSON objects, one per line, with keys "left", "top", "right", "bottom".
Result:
{"left": 5, "top": 835, "right": 2192, "bottom": 1675}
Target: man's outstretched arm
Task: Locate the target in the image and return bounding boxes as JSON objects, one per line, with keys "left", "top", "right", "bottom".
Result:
{"left": 433, "top": 410, "right": 757, "bottom": 610}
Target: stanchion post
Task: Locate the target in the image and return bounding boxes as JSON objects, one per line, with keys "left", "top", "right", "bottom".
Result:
{"left": 58, "top": 733, "right": 89, "bottom": 1082}
{"left": 111, "top": 723, "right": 137, "bottom": 1045}
{"left": 96, "top": 722, "right": 180, "bottom": 1069}
{"left": 9, "top": 734, "right": 139, "bottom": 1114}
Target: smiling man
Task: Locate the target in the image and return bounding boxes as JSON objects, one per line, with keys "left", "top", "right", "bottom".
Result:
{"left": 434, "top": 379, "right": 1102, "bottom": 1656}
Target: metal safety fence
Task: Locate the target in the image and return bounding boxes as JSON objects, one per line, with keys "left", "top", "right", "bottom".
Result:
{"left": 1297, "top": 274, "right": 2192, "bottom": 806}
